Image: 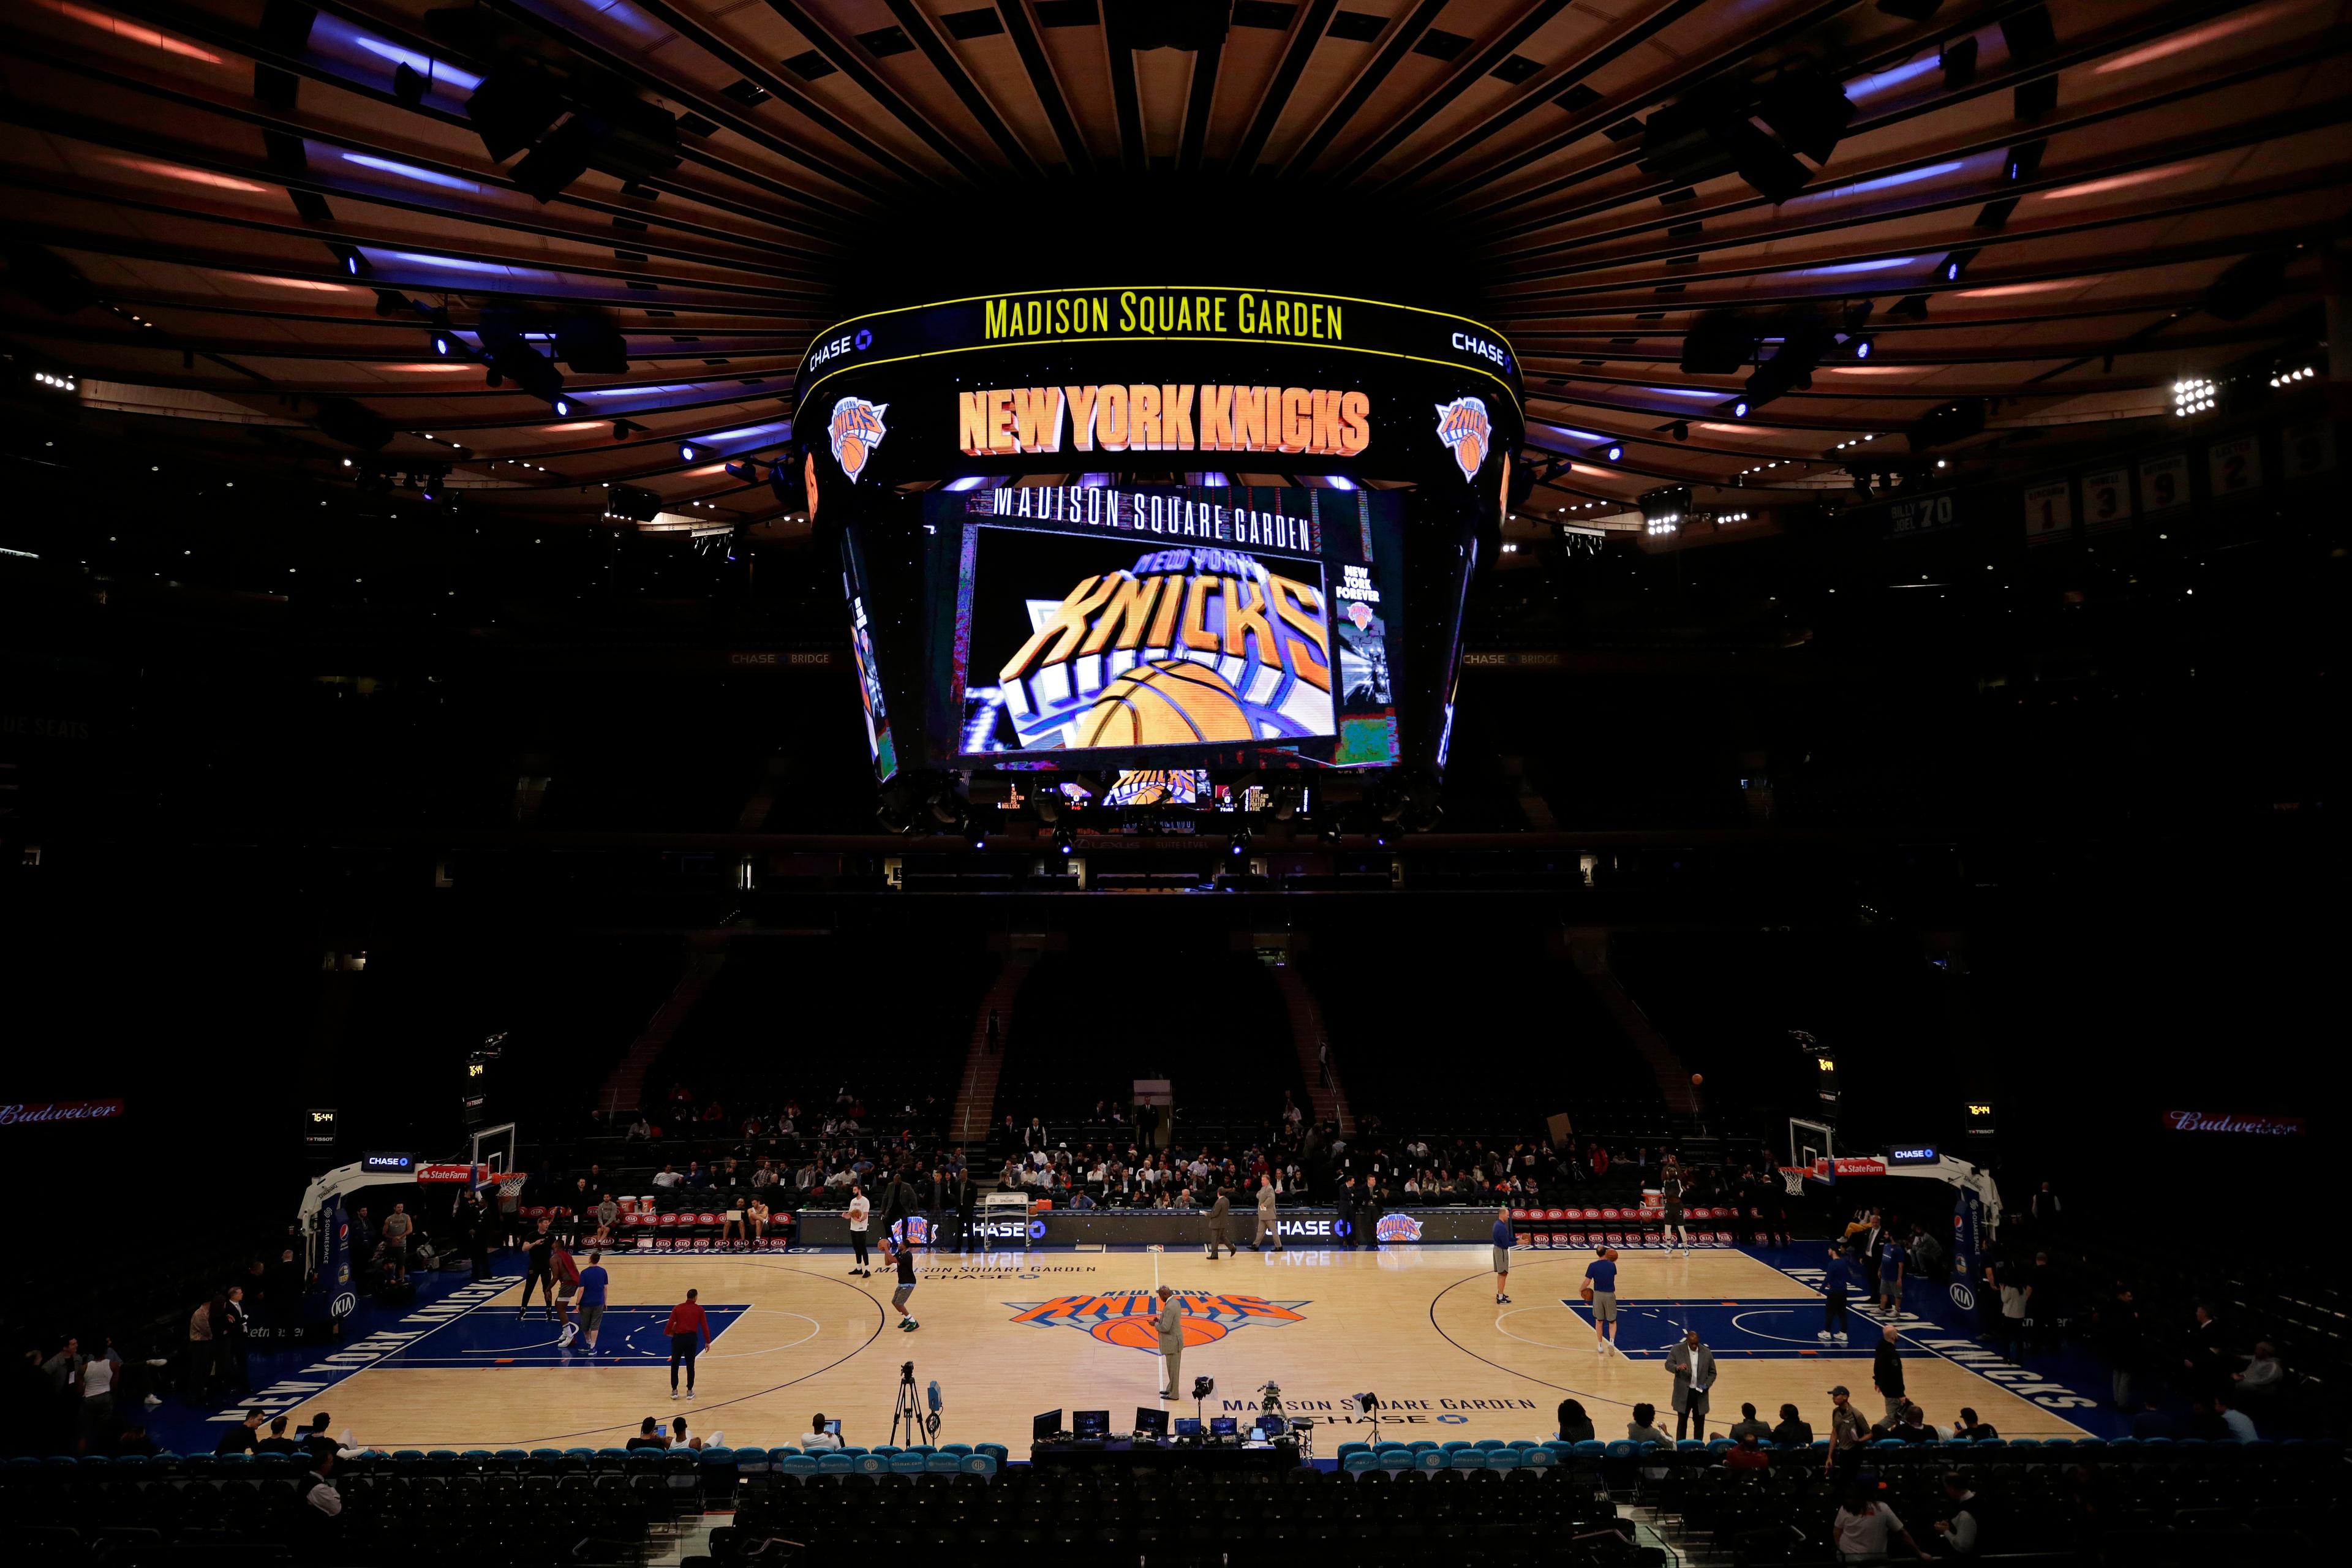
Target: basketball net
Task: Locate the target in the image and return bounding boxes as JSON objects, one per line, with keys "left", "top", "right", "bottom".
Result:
{"left": 1777, "top": 1167, "right": 1807, "bottom": 1198}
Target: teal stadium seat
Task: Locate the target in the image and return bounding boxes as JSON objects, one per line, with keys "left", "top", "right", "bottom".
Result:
{"left": 816, "top": 1453, "right": 853, "bottom": 1474}
{"left": 1414, "top": 1449, "right": 1447, "bottom": 1472}
{"left": 1523, "top": 1446, "right": 1559, "bottom": 1469}
{"left": 924, "top": 1452, "right": 960, "bottom": 1473}
{"left": 976, "top": 1444, "right": 1009, "bottom": 1466}
{"left": 940, "top": 1444, "right": 973, "bottom": 1456}
{"left": 1343, "top": 1452, "right": 1381, "bottom": 1477}
{"left": 1485, "top": 1449, "right": 1521, "bottom": 1469}
{"left": 888, "top": 1453, "right": 925, "bottom": 1474}
{"left": 1379, "top": 1452, "right": 1414, "bottom": 1474}
{"left": 852, "top": 1452, "right": 888, "bottom": 1474}
{"left": 959, "top": 1453, "right": 999, "bottom": 1478}
{"left": 780, "top": 1455, "right": 818, "bottom": 1480}
{"left": 1447, "top": 1449, "right": 1486, "bottom": 1469}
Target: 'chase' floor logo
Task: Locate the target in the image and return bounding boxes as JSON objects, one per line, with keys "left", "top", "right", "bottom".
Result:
{"left": 1007, "top": 1291, "right": 1308, "bottom": 1355}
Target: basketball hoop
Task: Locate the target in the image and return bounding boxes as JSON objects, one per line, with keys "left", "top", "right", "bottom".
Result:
{"left": 1778, "top": 1167, "right": 1807, "bottom": 1198}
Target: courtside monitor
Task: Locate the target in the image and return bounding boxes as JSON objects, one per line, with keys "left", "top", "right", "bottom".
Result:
{"left": 1175, "top": 1417, "right": 1203, "bottom": 1438}
{"left": 1133, "top": 1406, "right": 1169, "bottom": 1437}
{"left": 1072, "top": 1410, "right": 1109, "bottom": 1439}
{"left": 1210, "top": 1416, "right": 1238, "bottom": 1437}
{"left": 1033, "top": 1409, "right": 1061, "bottom": 1442}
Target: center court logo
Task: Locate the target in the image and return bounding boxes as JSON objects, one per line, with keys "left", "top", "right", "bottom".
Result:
{"left": 827, "top": 396, "right": 889, "bottom": 482}
{"left": 1434, "top": 396, "right": 1491, "bottom": 481}
{"left": 1007, "top": 1291, "right": 1308, "bottom": 1355}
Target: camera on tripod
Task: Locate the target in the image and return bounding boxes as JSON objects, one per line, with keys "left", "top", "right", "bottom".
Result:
{"left": 891, "top": 1362, "right": 940, "bottom": 1446}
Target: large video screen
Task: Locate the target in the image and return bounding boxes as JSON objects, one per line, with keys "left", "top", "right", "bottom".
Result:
{"left": 841, "top": 529, "right": 897, "bottom": 782}
{"left": 929, "top": 484, "right": 1404, "bottom": 769}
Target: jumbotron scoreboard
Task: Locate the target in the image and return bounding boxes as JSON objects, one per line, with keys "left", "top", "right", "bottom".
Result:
{"left": 797, "top": 285, "right": 1525, "bottom": 788}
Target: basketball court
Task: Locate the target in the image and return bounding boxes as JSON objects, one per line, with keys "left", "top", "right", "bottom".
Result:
{"left": 233, "top": 1242, "right": 2098, "bottom": 1454}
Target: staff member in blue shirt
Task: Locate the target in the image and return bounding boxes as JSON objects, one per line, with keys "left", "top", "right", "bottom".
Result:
{"left": 1878, "top": 1234, "right": 1909, "bottom": 1313}
{"left": 1821, "top": 1245, "right": 1857, "bottom": 1345}
{"left": 574, "top": 1253, "right": 610, "bottom": 1354}
{"left": 1491, "top": 1207, "right": 1515, "bottom": 1305}
{"left": 1585, "top": 1248, "right": 1622, "bottom": 1355}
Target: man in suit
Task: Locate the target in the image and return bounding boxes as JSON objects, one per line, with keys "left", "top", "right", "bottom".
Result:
{"left": 1665, "top": 1328, "right": 1716, "bottom": 1440}
{"left": 1334, "top": 1176, "right": 1359, "bottom": 1251}
{"left": 1205, "top": 1186, "right": 1234, "bottom": 1260}
{"left": 1253, "top": 1176, "right": 1282, "bottom": 1251}
{"left": 1155, "top": 1286, "right": 1186, "bottom": 1400}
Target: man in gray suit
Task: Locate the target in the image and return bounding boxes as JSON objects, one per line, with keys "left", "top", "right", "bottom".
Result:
{"left": 1253, "top": 1177, "right": 1282, "bottom": 1251}
{"left": 1205, "top": 1186, "right": 1234, "bottom": 1259}
{"left": 1665, "top": 1327, "right": 1716, "bottom": 1440}
{"left": 1156, "top": 1285, "right": 1186, "bottom": 1400}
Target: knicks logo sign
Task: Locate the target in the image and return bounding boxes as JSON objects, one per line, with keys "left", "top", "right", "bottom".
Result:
{"left": 1374, "top": 1214, "right": 1423, "bottom": 1243}
{"left": 1007, "top": 1291, "right": 1308, "bottom": 1356}
{"left": 888, "top": 1216, "right": 931, "bottom": 1246}
{"left": 1434, "top": 396, "right": 1491, "bottom": 481}
{"left": 827, "top": 396, "right": 889, "bottom": 483}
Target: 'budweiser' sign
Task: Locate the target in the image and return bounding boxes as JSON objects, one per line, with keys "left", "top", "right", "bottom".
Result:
{"left": 2161, "top": 1111, "right": 2304, "bottom": 1136}
{"left": 0, "top": 1099, "right": 126, "bottom": 1128}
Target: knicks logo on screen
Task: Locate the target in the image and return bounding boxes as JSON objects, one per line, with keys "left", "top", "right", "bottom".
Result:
{"left": 1006, "top": 1291, "right": 1308, "bottom": 1355}
{"left": 991, "top": 548, "right": 1333, "bottom": 752}
{"left": 1374, "top": 1214, "right": 1423, "bottom": 1243}
{"left": 1434, "top": 396, "right": 1491, "bottom": 481}
{"left": 827, "top": 397, "right": 889, "bottom": 483}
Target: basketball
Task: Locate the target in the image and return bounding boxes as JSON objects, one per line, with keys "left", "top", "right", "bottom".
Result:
{"left": 1691, "top": 1074, "right": 1704, "bottom": 1087}
{"left": 1075, "top": 658, "right": 1254, "bottom": 748}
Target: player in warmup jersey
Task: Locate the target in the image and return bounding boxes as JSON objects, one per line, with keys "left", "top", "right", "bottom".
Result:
{"left": 574, "top": 1253, "right": 609, "bottom": 1353}
{"left": 667, "top": 1288, "right": 707, "bottom": 1399}
{"left": 551, "top": 1238, "right": 582, "bottom": 1346}
{"left": 886, "top": 1237, "right": 919, "bottom": 1332}
{"left": 846, "top": 1185, "right": 872, "bottom": 1278}
{"left": 1659, "top": 1156, "right": 1691, "bottom": 1256}
{"left": 519, "top": 1220, "right": 558, "bottom": 1321}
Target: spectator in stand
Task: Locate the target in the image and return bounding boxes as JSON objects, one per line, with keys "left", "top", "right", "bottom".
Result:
{"left": 216, "top": 1408, "right": 267, "bottom": 1454}
{"left": 652, "top": 1164, "right": 683, "bottom": 1189}
{"left": 2096, "top": 1284, "right": 2143, "bottom": 1410}
{"left": 2234, "top": 1341, "right": 2284, "bottom": 1416}
{"left": 304, "top": 1453, "right": 343, "bottom": 1517}
{"left": 1625, "top": 1403, "right": 1669, "bottom": 1446}
{"left": 1932, "top": 1469, "right": 1983, "bottom": 1556}
{"left": 2181, "top": 1300, "right": 2229, "bottom": 1399}
{"left": 801, "top": 1413, "right": 843, "bottom": 1450}
{"left": 626, "top": 1417, "right": 669, "bottom": 1452}
{"left": 1727, "top": 1402, "right": 1771, "bottom": 1444}
{"left": 683, "top": 1161, "right": 710, "bottom": 1190}
{"left": 1823, "top": 1385, "right": 1869, "bottom": 1474}
{"left": 626, "top": 1114, "right": 652, "bottom": 1140}
{"left": 1948, "top": 1406, "right": 1998, "bottom": 1441}
{"left": 1874, "top": 1324, "right": 1908, "bottom": 1423}
{"left": 1771, "top": 1403, "right": 1813, "bottom": 1447}
{"left": 221, "top": 1286, "right": 251, "bottom": 1392}
{"left": 184, "top": 1300, "right": 215, "bottom": 1398}
{"left": 75, "top": 1338, "right": 116, "bottom": 1453}
{"left": 1556, "top": 1398, "right": 1594, "bottom": 1443}
{"left": 1996, "top": 1262, "right": 2029, "bottom": 1362}
{"left": 2212, "top": 1392, "right": 2258, "bottom": 1442}
{"left": 257, "top": 1414, "right": 301, "bottom": 1455}
{"left": 1831, "top": 1487, "right": 1933, "bottom": 1562}
{"left": 1875, "top": 1402, "right": 1933, "bottom": 1443}
{"left": 2030, "top": 1180, "right": 2060, "bottom": 1227}
{"left": 1721, "top": 1430, "right": 1770, "bottom": 1472}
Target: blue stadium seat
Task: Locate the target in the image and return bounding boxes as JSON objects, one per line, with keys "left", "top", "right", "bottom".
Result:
{"left": 976, "top": 1443, "right": 1009, "bottom": 1466}
{"left": 1522, "top": 1446, "right": 1559, "bottom": 1469}
{"left": 1336, "top": 1442, "right": 1370, "bottom": 1462}
{"left": 870, "top": 1445, "right": 902, "bottom": 1457}
{"left": 779, "top": 1455, "right": 818, "bottom": 1480}
{"left": 1447, "top": 1449, "right": 1485, "bottom": 1469}
{"left": 1378, "top": 1451, "right": 1415, "bottom": 1474}
{"left": 852, "top": 1452, "right": 888, "bottom": 1475}
{"left": 1474, "top": 1439, "right": 1507, "bottom": 1452}
{"left": 816, "top": 1453, "right": 853, "bottom": 1474}
{"left": 1414, "top": 1449, "right": 1447, "bottom": 1472}
{"left": 959, "top": 1453, "right": 998, "bottom": 1479}
{"left": 939, "top": 1444, "right": 973, "bottom": 1456}
{"left": 1342, "top": 1452, "right": 1381, "bottom": 1477}
{"left": 1573, "top": 1441, "right": 1607, "bottom": 1458}
{"left": 1408, "top": 1441, "right": 1439, "bottom": 1453}
{"left": 1485, "top": 1448, "right": 1521, "bottom": 1469}
{"left": 888, "top": 1452, "right": 925, "bottom": 1474}
{"left": 924, "top": 1452, "right": 960, "bottom": 1473}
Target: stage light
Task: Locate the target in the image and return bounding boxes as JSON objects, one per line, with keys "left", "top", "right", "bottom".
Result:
{"left": 553, "top": 398, "right": 573, "bottom": 417}
{"left": 1590, "top": 442, "right": 1623, "bottom": 464}
{"left": 326, "top": 243, "right": 366, "bottom": 276}
{"left": 1732, "top": 399, "right": 1751, "bottom": 418}
{"left": 430, "top": 331, "right": 457, "bottom": 357}
{"left": 31, "top": 370, "right": 78, "bottom": 393}
{"left": 1053, "top": 824, "right": 1074, "bottom": 856}
{"left": 1228, "top": 831, "right": 1250, "bottom": 858}
{"left": 1940, "top": 247, "right": 1979, "bottom": 282}
{"left": 1852, "top": 337, "right": 1874, "bottom": 360}
{"left": 679, "top": 442, "right": 699, "bottom": 462}
{"left": 2172, "top": 378, "right": 2216, "bottom": 417}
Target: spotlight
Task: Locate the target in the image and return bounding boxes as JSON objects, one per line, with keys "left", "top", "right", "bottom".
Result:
{"left": 679, "top": 442, "right": 699, "bottom": 462}
{"left": 2171, "top": 378, "right": 2216, "bottom": 418}
{"left": 326, "top": 243, "right": 366, "bottom": 276}
{"left": 1668, "top": 421, "right": 1689, "bottom": 442}
{"left": 1732, "top": 399, "right": 1750, "bottom": 418}
{"left": 553, "top": 397, "right": 573, "bottom": 417}
{"left": 430, "top": 331, "right": 458, "bottom": 357}
{"left": 968, "top": 827, "right": 987, "bottom": 852}
{"left": 1939, "top": 247, "right": 1980, "bottom": 283}
{"left": 1591, "top": 442, "right": 1623, "bottom": 464}
{"left": 1227, "top": 830, "right": 1250, "bottom": 858}
{"left": 31, "top": 370, "right": 78, "bottom": 393}
{"left": 1052, "top": 824, "right": 1074, "bottom": 856}
{"left": 1852, "top": 337, "right": 1874, "bottom": 360}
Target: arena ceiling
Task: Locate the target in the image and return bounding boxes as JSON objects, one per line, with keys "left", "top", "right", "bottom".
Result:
{"left": 2, "top": 0, "right": 2345, "bottom": 533}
